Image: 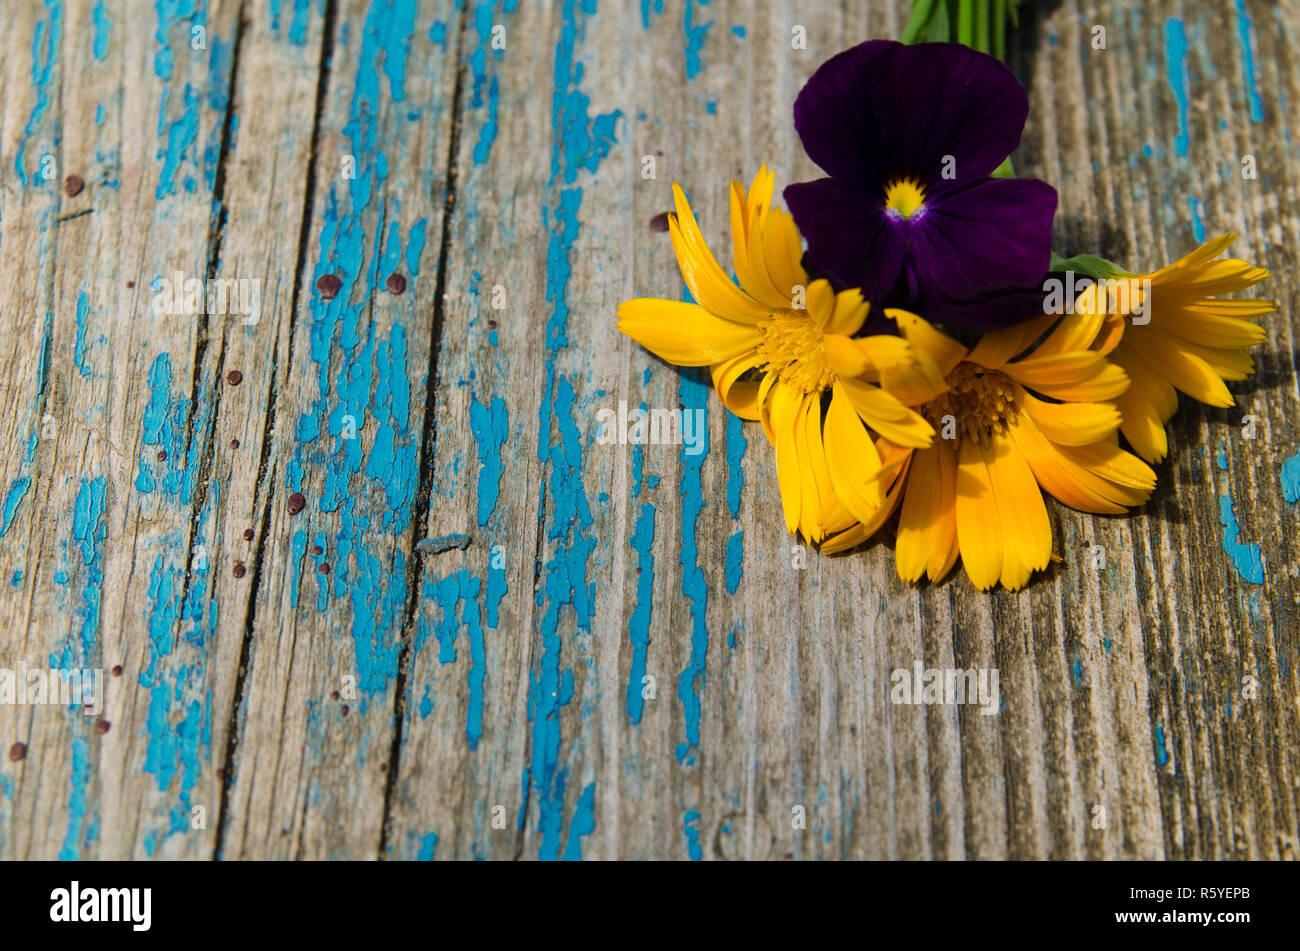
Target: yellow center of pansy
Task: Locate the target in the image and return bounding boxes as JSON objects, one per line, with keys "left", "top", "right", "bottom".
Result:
{"left": 884, "top": 178, "right": 927, "bottom": 220}
{"left": 920, "top": 363, "right": 1019, "bottom": 445}
{"left": 755, "top": 310, "right": 837, "bottom": 395}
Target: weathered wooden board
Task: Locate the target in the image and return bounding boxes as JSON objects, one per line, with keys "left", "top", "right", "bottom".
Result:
{"left": 0, "top": 0, "right": 1297, "bottom": 860}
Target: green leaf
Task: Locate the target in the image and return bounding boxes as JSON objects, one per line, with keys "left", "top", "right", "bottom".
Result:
{"left": 900, "top": 0, "right": 941, "bottom": 44}
{"left": 924, "top": 0, "right": 954, "bottom": 42}
{"left": 1048, "top": 252, "right": 1131, "bottom": 280}
{"left": 992, "top": 156, "right": 1015, "bottom": 178}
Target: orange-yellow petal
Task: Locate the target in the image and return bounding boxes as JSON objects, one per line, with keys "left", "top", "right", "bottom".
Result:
{"left": 618, "top": 298, "right": 762, "bottom": 367}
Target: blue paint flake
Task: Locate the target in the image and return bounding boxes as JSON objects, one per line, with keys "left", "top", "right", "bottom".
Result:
{"left": 416, "top": 831, "right": 438, "bottom": 859}
{"left": 469, "top": 394, "right": 508, "bottom": 525}
{"left": 92, "top": 0, "right": 111, "bottom": 60}
{"left": 1281, "top": 452, "right": 1300, "bottom": 503}
{"left": 1232, "top": 0, "right": 1265, "bottom": 122}
{"left": 15, "top": 0, "right": 63, "bottom": 188}
{"left": 0, "top": 479, "right": 31, "bottom": 539}
{"left": 1218, "top": 494, "right": 1263, "bottom": 583}
{"left": 725, "top": 410, "right": 745, "bottom": 517}
{"left": 58, "top": 736, "right": 91, "bottom": 860}
{"left": 1188, "top": 196, "right": 1205, "bottom": 242}
{"left": 640, "top": 0, "right": 664, "bottom": 29}
{"left": 683, "top": 0, "right": 713, "bottom": 79}
{"left": 1164, "top": 19, "right": 1190, "bottom": 157}
{"left": 626, "top": 502, "right": 655, "bottom": 724}
{"left": 416, "top": 533, "right": 470, "bottom": 554}
{"left": 561, "top": 782, "right": 596, "bottom": 860}
{"left": 683, "top": 809, "right": 702, "bottom": 860}
{"left": 406, "top": 217, "right": 428, "bottom": 274}
{"left": 724, "top": 529, "right": 743, "bottom": 595}
{"left": 420, "top": 570, "right": 486, "bottom": 749}
{"left": 675, "top": 370, "right": 711, "bottom": 759}
{"left": 74, "top": 291, "right": 92, "bottom": 377}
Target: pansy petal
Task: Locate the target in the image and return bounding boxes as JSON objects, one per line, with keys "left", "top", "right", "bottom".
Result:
{"left": 783, "top": 178, "right": 906, "bottom": 300}
{"left": 792, "top": 40, "right": 1029, "bottom": 188}
{"left": 909, "top": 177, "right": 1058, "bottom": 302}
{"left": 914, "top": 282, "right": 1055, "bottom": 333}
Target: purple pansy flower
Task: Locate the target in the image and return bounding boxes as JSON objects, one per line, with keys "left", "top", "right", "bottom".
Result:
{"left": 784, "top": 40, "right": 1058, "bottom": 330}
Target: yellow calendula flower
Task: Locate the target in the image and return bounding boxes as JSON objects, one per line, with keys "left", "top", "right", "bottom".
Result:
{"left": 618, "top": 167, "right": 935, "bottom": 543}
{"left": 1083, "top": 233, "right": 1273, "bottom": 463}
{"left": 821, "top": 309, "right": 1158, "bottom": 591}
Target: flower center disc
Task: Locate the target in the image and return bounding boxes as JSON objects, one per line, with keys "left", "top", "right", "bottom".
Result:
{"left": 757, "top": 311, "right": 835, "bottom": 394}
{"left": 884, "top": 178, "right": 927, "bottom": 220}
{"left": 921, "top": 363, "right": 1019, "bottom": 445}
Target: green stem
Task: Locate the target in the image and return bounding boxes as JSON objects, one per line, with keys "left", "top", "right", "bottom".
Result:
{"left": 992, "top": 0, "right": 1006, "bottom": 59}
{"left": 957, "top": 0, "right": 975, "bottom": 46}
{"left": 974, "top": 0, "right": 990, "bottom": 53}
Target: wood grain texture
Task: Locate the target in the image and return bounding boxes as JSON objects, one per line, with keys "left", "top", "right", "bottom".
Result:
{"left": 0, "top": 0, "right": 1297, "bottom": 861}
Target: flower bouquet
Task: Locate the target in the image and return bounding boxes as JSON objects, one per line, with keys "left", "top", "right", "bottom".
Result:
{"left": 617, "top": 5, "right": 1273, "bottom": 591}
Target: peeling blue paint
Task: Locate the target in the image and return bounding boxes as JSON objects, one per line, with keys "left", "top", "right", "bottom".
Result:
{"left": 1164, "top": 19, "right": 1190, "bottom": 157}
{"left": 70, "top": 477, "right": 106, "bottom": 658}
{"left": 135, "top": 353, "right": 207, "bottom": 502}
{"left": 1187, "top": 196, "right": 1205, "bottom": 242}
{"left": 406, "top": 217, "right": 428, "bottom": 275}
{"left": 157, "top": 84, "right": 200, "bottom": 199}
{"left": 562, "top": 781, "right": 596, "bottom": 860}
{"left": 1218, "top": 494, "right": 1263, "bottom": 583}
{"left": 683, "top": 808, "right": 702, "bottom": 860}
{"left": 676, "top": 370, "right": 710, "bottom": 759}
{"left": 683, "top": 0, "right": 713, "bottom": 79}
{"left": 626, "top": 502, "right": 655, "bottom": 724}
{"left": 92, "top": 0, "right": 111, "bottom": 60}
{"left": 420, "top": 570, "right": 486, "bottom": 749}
{"left": 469, "top": 394, "right": 507, "bottom": 525}
{"left": 0, "top": 479, "right": 31, "bottom": 539}
{"left": 1232, "top": 0, "right": 1264, "bottom": 122}
{"left": 640, "top": 0, "right": 664, "bottom": 29}
{"left": 58, "top": 736, "right": 91, "bottom": 860}
{"left": 416, "top": 830, "right": 438, "bottom": 859}
{"left": 16, "top": 0, "right": 63, "bottom": 188}
{"left": 1281, "top": 452, "right": 1300, "bottom": 503}
{"left": 473, "top": 75, "right": 499, "bottom": 164}
{"left": 725, "top": 529, "right": 743, "bottom": 595}
{"left": 74, "top": 291, "right": 92, "bottom": 376}
{"left": 270, "top": 0, "right": 312, "bottom": 46}
{"left": 527, "top": 0, "right": 619, "bottom": 861}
